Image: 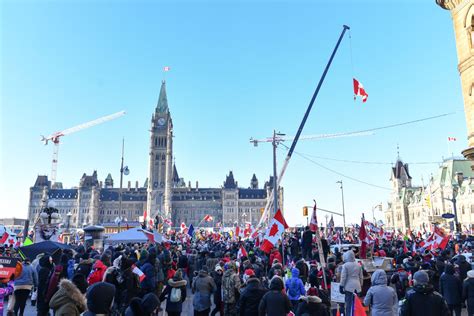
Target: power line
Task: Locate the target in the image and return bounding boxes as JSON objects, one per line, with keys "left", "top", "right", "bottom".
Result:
{"left": 298, "top": 153, "right": 442, "bottom": 166}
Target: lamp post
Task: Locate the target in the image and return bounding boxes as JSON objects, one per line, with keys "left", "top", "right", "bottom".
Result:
{"left": 66, "top": 212, "right": 72, "bottom": 232}
{"left": 119, "top": 138, "right": 130, "bottom": 223}
{"left": 445, "top": 172, "right": 464, "bottom": 234}
{"left": 336, "top": 180, "right": 346, "bottom": 231}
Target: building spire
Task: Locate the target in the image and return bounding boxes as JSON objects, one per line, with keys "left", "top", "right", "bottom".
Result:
{"left": 156, "top": 81, "right": 169, "bottom": 113}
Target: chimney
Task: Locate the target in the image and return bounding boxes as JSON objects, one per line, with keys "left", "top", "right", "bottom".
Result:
{"left": 196, "top": 181, "right": 199, "bottom": 189}
{"left": 99, "top": 181, "right": 103, "bottom": 188}
{"left": 135, "top": 181, "right": 139, "bottom": 191}
{"left": 127, "top": 181, "right": 131, "bottom": 190}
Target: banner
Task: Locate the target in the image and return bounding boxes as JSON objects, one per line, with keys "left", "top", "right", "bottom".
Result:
{"left": 35, "top": 224, "right": 60, "bottom": 242}
{"left": 0, "top": 256, "right": 18, "bottom": 280}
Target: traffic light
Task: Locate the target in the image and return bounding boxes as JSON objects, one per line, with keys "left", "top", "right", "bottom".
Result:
{"left": 260, "top": 208, "right": 264, "bottom": 215}
{"left": 303, "top": 206, "right": 308, "bottom": 216}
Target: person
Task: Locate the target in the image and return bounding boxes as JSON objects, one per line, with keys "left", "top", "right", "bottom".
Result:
{"left": 87, "top": 258, "right": 107, "bottom": 286}
{"left": 258, "top": 276, "right": 291, "bottom": 316}
{"left": 295, "top": 295, "right": 329, "bottom": 316}
{"left": 0, "top": 280, "right": 13, "bottom": 316}
{"left": 210, "top": 265, "right": 223, "bottom": 316}
{"left": 125, "top": 293, "right": 160, "bottom": 316}
{"left": 269, "top": 248, "right": 282, "bottom": 267}
{"left": 222, "top": 262, "right": 241, "bottom": 316}
{"left": 463, "top": 270, "right": 474, "bottom": 316}
{"left": 192, "top": 266, "right": 217, "bottom": 316}
{"left": 13, "top": 257, "right": 37, "bottom": 316}
{"left": 400, "top": 270, "right": 449, "bottom": 316}
{"left": 439, "top": 264, "right": 462, "bottom": 316}
{"left": 340, "top": 250, "right": 363, "bottom": 316}
{"left": 363, "top": 269, "right": 398, "bottom": 316}
{"left": 295, "top": 257, "right": 308, "bottom": 284}
{"left": 285, "top": 267, "right": 306, "bottom": 312}
{"left": 83, "top": 282, "right": 116, "bottom": 316}
{"left": 301, "top": 226, "right": 313, "bottom": 260}
{"left": 37, "top": 254, "right": 53, "bottom": 316}
{"left": 159, "top": 268, "right": 187, "bottom": 316}
{"left": 49, "top": 279, "right": 87, "bottom": 316}
{"left": 237, "top": 274, "right": 267, "bottom": 316}
{"left": 456, "top": 255, "right": 472, "bottom": 282}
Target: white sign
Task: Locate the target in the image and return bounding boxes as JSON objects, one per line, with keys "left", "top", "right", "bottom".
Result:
{"left": 330, "top": 282, "right": 345, "bottom": 303}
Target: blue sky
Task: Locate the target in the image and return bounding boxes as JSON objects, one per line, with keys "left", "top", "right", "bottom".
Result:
{"left": 0, "top": 0, "right": 468, "bottom": 226}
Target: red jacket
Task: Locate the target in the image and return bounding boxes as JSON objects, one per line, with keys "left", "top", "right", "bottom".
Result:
{"left": 269, "top": 250, "right": 282, "bottom": 266}
{"left": 87, "top": 260, "right": 107, "bottom": 286}
{"left": 45, "top": 265, "right": 63, "bottom": 302}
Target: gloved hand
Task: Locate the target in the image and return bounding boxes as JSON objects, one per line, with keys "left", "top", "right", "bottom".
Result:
{"left": 339, "top": 285, "right": 345, "bottom": 294}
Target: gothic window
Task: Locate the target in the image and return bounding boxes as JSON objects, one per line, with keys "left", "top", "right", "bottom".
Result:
{"left": 155, "top": 137, "right": 157, "bottom": 147}
{"left": 155, "top": 154, "right": 159, "bottom": 161}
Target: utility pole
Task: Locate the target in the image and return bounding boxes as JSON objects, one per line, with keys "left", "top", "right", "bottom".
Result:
{"left": 336, "top": 180, "right": 346, "bottom": 231}
{"left": 119, "top": 138, "right": 124, "bottom": 222}
{"left": 272, "top": 130, "right": 278, "bottom": 218}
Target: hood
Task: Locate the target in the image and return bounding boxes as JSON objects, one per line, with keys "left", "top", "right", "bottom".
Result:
{"left": 456, "top": 255, "right": 466, "bottom": 263}
{"left": 142, "top": 293, "right": 159, "bottom": 313}
{"left": 168, "top": 278, "right": 187, "bottom": 288}
{"left": 467, "top": 270, "right": 474, "bottom": 278}
{"left": 413, "top": 283, "right": 434, "bottom": 295}
{"left": 303, "top": 295, "right": 322, "bottom": 304}
{"left": 444, "top": 264, "right": 455, "bottom": 275}
{"left": 269, "top": 276, "right": 284, "bottom": 291}
{"left": 94, "top": 260, "right": 107, "bottom": 270}
{"left": 39, "top": 255, "right": 52, "bottom": 269}
{"left": 245, "top": 277, "right": 261, "bottom": 288}
{"left": 199, "top": 270, "right": 209, "bottom": 278}
{"left": 371, "top": 269, "right": 387, "bottom": 286}
{"left": 291, "top": 267, "right": 300, "bottom": 278}
{"left": 50, "top": 279, "right": 86, "bottom": 312}
{"left": 343, "top": 250, "right": 356, "bottom": 263}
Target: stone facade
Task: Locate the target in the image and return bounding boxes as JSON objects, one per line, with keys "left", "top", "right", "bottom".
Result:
{"left": 385, "top": 157, "right": 474, "bottom": 232}
{"left": 437, "top": 0, "right": 474, "bottom": 160}
{"left": 28, "top": 82, "right": 282, "bottom": 229}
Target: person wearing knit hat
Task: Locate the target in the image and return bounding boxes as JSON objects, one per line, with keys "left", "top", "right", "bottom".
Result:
{"left": 158, "top": 268, "right": 187, "bottom": 315}
{"left": 259, "top": 276, "right": 291, "bottom": 316}
{"left": 400, "top": 270, "right": 449, "bottom": 316}
{"left": 243, "top": 268, "right": 255, "bottom": 284}
{"left": 83, "top": 282, "right": 116, "bottom": 316}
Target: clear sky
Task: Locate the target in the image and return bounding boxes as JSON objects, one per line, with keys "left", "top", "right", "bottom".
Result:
{"left": 0, "top": 0, "right": 468, "bottom": 227}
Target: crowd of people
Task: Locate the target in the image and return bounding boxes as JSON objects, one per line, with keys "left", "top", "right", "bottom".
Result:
{"left": 0, "top": 225, "right": 473, "bottom": 316}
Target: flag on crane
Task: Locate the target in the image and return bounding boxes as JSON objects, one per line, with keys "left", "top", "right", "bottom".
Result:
{"left": 260, "top": 210, "right": 288, "bottom": 253}
{"left": 353, "top": 78, "right": 368, "bottom": 103}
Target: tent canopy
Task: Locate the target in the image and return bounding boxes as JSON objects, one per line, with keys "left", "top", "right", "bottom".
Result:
{"left": 105, "top": 227, "right": 148, "bottom": 244}
{"left": 19, "top": 241, "right": 72, "bottom": 260}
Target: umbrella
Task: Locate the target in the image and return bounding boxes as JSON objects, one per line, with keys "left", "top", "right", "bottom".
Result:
{"left": 19, "top": 241, "right": 71, "bottom": 260}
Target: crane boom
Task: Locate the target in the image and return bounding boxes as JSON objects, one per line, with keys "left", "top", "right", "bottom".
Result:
{"left": 250, "top": 130, "right": 373, "bottom": 146}
{"left": 41, "top": 110, "right": 126, "bottom": 184}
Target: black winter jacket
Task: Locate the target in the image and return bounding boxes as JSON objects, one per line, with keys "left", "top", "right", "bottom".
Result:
{"left": 400, "top": 284, "right": 449, "bottom": 316}
{"left": 238, "top": 278, "right": 267, "bottom": 316}
{"left": 439, "top": 265, "right": 462, "bottom": 305}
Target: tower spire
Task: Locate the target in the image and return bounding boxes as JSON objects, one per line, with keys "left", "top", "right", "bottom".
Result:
{"left": 156, "top": 81, "right": 169, "bottom": 113}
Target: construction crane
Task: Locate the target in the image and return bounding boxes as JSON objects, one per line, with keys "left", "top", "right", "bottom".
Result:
{"left": 41, "top": 110, "right": 126, "bottom": 184}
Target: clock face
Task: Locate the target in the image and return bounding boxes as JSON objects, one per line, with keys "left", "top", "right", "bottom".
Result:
{"left": 157, "top": 118, "right": 166, "bottom": 126}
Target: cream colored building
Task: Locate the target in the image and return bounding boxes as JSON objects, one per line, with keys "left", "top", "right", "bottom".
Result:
{"left": 385, "top": 158, "right": 474, "bottom": 232}
{"left": 437, "top": 0, "right": 474, "bottom": 160}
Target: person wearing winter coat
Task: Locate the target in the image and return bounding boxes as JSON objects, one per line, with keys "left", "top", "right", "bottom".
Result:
{"left": 258, "top": 276, "right": 291, "bottom": 316}
{"left": 269, "top": 248, "right": 283, "bottom": 267}
{"left": 83, "top": 282, "right": 116, "bottom": 316}
{"left": 210, "top": 265, "right": 224, "bottom": 316}
{"left": 400, "top": 270, "right": 449, "bottom": 316}
{"left": 13, "top": 257, "right": 38, "bottom": 316}
{"left": 295, "top": 258, "right": 309, "bottom": 284}
{"left": 159, "top": 268, "right": 187, "bottom": 316}
{"left": 125, "top": 293, "right": 160, "bottom": 316}
{"left": 137, "top": 252, "right": 157, "bottom": 295}
{"left": 237, "top": 276, "right": 267, "bottom": 316}
{"left": 222, "top": 262, "right": 241, "bottom": 316}
{"left": 439, "top": 264, "right": 462, "bottom": 316}
{"left": 285, "top": 267, "right": 306, "bottom": 312}
{"left": 192, "top": 266, "right": 217, "bottom": 316}
{"left": 295, "top": 295, "right": 329, "bottom": 316}
{"left": 363, "top": 269, "right": 398, "bottom": 316}
{"left": 49, "top": 279, "right": 86, "bottom": 316}
{"left": 75, "top": 257, "right": 94, "bottom": 278}
{"left": 340, "top": 250, "right": 363, "bottom": 316}
{"left": 37, "top": 254, "right": 53, "bottom": 316}
{"left": 456, "top": 254, "right": 472, "bottom": 281}
{"left": 87, "top": 259, "right": 107, "bottom": 286}
{"left": 463, "top": 270, "right": 474, "bottom": 316}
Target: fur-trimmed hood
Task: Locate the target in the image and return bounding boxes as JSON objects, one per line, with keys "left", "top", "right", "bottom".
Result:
{"left": 301, "top": 295, "right": 322, "bottom": 303}
{"left": 49, "top": 279, "right": 86, "bottom": 312}
{"left": 168, "top": 278, "right": 187, "bottom": 288}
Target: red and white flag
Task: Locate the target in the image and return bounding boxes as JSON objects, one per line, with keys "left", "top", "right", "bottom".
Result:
{"left": 237, "top": 245, "right": 248, "bottom": 259}
{"left": 163, "top": 66, "right": 170, "bottom": 72}
{"left": 180, "top": 222, "right": 187, "bottom": 233}
{"left": 420, "top": 227, "right": 449, "bottom": 250}
{"left": 132, "top": 264, "right": 146, "bottom": 282}
{"left": 359, "top": 215, "right": 368, "bottom": 259}
{"left": 203, "top": 214, "right": 213, "bottom": 222}
{"left": 260, "top": 210, "right": 289, "bottom": 253}
{"left": 448, "top": 137, "right": 457, "bottom": 142}
{"left": 353, "top": 78, "right": 368, "bottom": 103}
{"left": 310, "top": 202, "right": 318, "bottom": 232}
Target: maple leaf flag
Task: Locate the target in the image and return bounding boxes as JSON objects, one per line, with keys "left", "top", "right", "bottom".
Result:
{"left": 260, "top": 209, "right": 288, "bottom": 253}
{"left": 237, "top": 245, "right": 248, "bottom": 259}
{"left": 310, "top": 202, "right": 318, "bottom": 232}
{"left": 353, "top": 78, "right": 368, "bottom": 103}
{"left": 163, "top": 66, "right": 170, "bottom": 72}
{"left": 132, "top": 264, "right": 146, "bottom": 282}
{"left": 203, "top": 214, "right": 213, "bottom": 222}
{"left": 448, "top": 137, "right": 457, "bottom": 142}
{"left": 359, "top": 215, "right": 368, "bottom": 259}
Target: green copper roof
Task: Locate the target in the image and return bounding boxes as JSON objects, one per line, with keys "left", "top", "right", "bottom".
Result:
{"left": 156, "top": 81, "right": 169, "bottom": 113}
{"left": 435, "top": 159, "right": 474, "bottom": 186}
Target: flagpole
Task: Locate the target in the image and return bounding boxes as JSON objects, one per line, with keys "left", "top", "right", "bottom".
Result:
{"left": 313, "top": 200, "right": 328, "bottom": 288}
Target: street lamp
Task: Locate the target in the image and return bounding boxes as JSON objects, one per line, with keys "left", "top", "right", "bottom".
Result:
{"left": 119, "top": 138, "right": 130, "bottom": 222}
{"left": 336, "top": 180, "right": 346, "bottom": 231}
{"left": 66, "top": 212, "right": 72, "bottom": 232}
{"left": 444, "top": 172, "right": 465, "bottom": 234}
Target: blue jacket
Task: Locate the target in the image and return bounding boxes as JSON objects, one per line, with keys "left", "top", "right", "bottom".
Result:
{"left": 285, "top": 268, "right": 305, "bottom": 300}
{"left": 14, "top": 263, "right": 38, "bottom": 287}
{"left": 139, "top": 262, "right": 156, "bottom": 291}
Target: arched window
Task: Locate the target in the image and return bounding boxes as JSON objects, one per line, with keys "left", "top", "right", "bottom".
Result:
{"left": 464, "top": 6, "right": 474, "bottom": 49}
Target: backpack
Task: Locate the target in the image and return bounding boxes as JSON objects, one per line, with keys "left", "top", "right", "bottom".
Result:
{"left": 288, "top": 278, "right": 299, "bottom": 298}
{"left": 170, "top": 287, "right": 181, "bottom": 302}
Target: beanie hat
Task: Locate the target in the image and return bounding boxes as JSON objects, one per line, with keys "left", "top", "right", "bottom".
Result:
{"left": 86, "top": 282, "right": 116, "bottom": 313}
{"left": 413, "top": 270, "right": 429, "bottom": 285}
{"left": 142, "top": 293, "right": 160, "bottom": 313}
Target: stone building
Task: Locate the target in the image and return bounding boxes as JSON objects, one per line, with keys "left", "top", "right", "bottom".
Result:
{"left": 385, "top": 157, "right": 474, "bottom": 232}
{"left": 437, "top": 0, "right": 474, "bottom": 160}
{"left": 28, "top": 82, "right": 282, "bottom": 229}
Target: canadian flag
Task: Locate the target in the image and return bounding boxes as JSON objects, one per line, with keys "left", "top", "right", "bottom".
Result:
{"left": 310, "top": 202, "right": 318, "bottom": 232}
{"left": 353, "top": 78, "right": 368, "bottom": 103}
{"left": 237, "top": 245, "right": 248, "bottom": 259}
{"left": 163, "top": 66, "right": 170, "bottom": 72}
{"left": 420, "top": 227, "right": 449, "bottom": 250}
{"left": 448, "top": 137, "right": 457, "bottom": 142}
{"left": 180, "top": 222, "right": 187, "bottom": 233}
{"left": 203, "top": 215, "right": 213, "bottom": 222}
{"left": 260, "top": 210, "right": 288, "bottom": 253}
{"left": 132, "top": 264, "right": 146, "bottom": 282}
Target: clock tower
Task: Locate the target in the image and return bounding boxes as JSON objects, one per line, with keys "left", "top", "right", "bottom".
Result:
{"left": 146, "top": 81, "right": 173, "bottom": 222}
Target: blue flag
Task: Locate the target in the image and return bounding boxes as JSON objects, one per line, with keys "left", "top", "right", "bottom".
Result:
{"left": 188, "top": 224, "right": 195, "bottom": 237}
